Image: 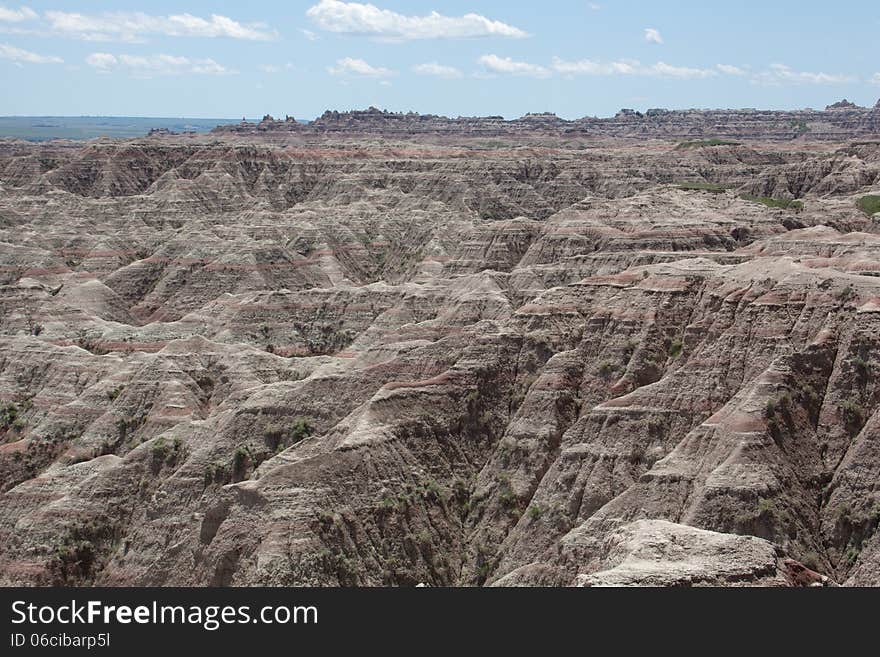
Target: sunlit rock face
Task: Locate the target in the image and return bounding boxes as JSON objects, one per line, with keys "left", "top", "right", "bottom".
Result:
{"left": 0, "top": 115, "right": 879, "bottom": 587}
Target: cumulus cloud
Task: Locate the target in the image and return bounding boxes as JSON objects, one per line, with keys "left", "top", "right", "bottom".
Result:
{"left": 716, "top": 63, "right": 746, "bottom": 76}
{"left": 412, "top": 62, "right": 462, "bottom": 79}
{"left": 306, "top": 0, "right": 527, "bottom": 40}
{"left": 0, "top": 5, "right": 37, "bottom": 22}
{"left": 552, "top": 57, "right": 716, "bottom": 79}
{"left": 644, "top": 28, "right": 663, "bottom": 44}
{"left": 478, "top": 54, "right": 550, "bottom": 78}
{"left": 872, "top": 73, "right": 880, "bottom": 86}
{"left": 45, "top": 11, "right": 275, "bottom": 42}
{"left": 85, "top": 52, "right": 232, "bottom": 76}
{"left": 0, "top": 41, "right": 61, "bottom": 63}
{"left": 753, "top": 63, "right": 855, "bottom": 85}
{"left": 328, "top": 56, "right": 395, "bottom": 77}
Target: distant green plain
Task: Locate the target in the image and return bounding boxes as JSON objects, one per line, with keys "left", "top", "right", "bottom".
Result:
{"left": 0, "top": 116, "right": 250, "bottom": 141}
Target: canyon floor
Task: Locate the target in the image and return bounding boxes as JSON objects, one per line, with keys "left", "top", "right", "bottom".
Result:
{"left": 1, "top": 119, "right": 879, "bottom": 587}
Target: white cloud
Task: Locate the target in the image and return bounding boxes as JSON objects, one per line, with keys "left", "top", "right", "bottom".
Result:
{"left": 644, "top": 28, "right": 663, "bottom": 44}
{"left": 0, "top": 41, "right": 62, "bottom": 63}
{"left": 649, "top": 61, "right": 715, "bottom": 79}
{"left": 716, "top": 63, "right": 746, "bottom": 76}
{"left": 84, "top": 52, "right": 116, "bottom": 70}
{"left": 412, "top": 61, "right": 462, "bottom": 79}
{"left": 553, "top": 57, "right": 849, "bottom": 83}
{"left": 306, "top": 0, "right": 527, "bottom": 40}
{"left": 45, "top": 11, "right": 275, "bottom": 42}
{"left": 328, "top": 56, "right": 395, "bottom": 77}
{"left": 552, "top": 57, "right": 638, "bottom": 75}
{"left": 260, "top": 62, "right": 294, "bottom": 73}
{"left": 588, "top": 3, "right": 602, "bottom": 10}
{"left": 478, "top": 54, "right": 550, "bottom": 78}
{"left": 552, "top": 57, "right": 716, "bottom": 79}
{"left": 85, "top": 52, "right": 233, "bottom": 77}
{"left": 871, "top": 73, "right": 880, "bottom": 86}
{"left": 753, "top": 63, "right": 855, "bottom": 85}
{"left": 0, "top": 5, "right": 37, "bottom": 22}
{"left": 301, "top": 28, "right": 319, "bottom": 41}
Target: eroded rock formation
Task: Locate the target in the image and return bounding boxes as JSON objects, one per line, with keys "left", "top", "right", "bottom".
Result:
{"left": 1, "top": 112, "right": 879, "bottom": 587}
{"left": 215, "top": 103, "right": 880, "bottom": 142}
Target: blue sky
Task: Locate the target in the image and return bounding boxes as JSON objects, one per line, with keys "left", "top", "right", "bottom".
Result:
{"left": 1, "top": 0, "right": 878, "bottom": 119}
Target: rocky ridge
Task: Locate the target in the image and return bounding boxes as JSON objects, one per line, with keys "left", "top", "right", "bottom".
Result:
{"left": 214, "top": 102, "right": 880, "bottom": 142}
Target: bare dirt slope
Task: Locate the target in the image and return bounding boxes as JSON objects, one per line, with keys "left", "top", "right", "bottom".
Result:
{"left": 0, "top": 122, "right": 879, "bottom": 587}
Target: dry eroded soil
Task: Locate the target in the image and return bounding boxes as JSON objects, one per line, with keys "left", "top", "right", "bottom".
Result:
{"left": 1, "top": 135, "right": 879, "bottom": 586}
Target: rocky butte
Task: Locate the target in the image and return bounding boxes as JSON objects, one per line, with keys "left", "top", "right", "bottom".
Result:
{"left": 0, "top": 101, "right": 879, "bottom": 587}
{"left": 217, "top": 102, "right": 880, "bottom": 142}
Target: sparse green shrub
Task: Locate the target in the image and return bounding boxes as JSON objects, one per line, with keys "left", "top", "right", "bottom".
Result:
{"left": 797, "top": 381, "right": 821, "bottom": 409}
{"left": 740, "top": 195, "right": 804, "bottom": 211}
{"left": 318, "top": 547, "right": 359, "bottom": 586}
{"left": 668, "top": 340, "right": 683, "bottom": 359}
{"left": 839, "top": 401, "right": 865, "bottom": 437}
{"left": 511, "top": 372, "right": 538, "bottom": 408}
{"left": 419, "top": 479, "right": 443, "bottom": 502}
{"left": 233, "top": 447, "right": 249, "bottom": 474}
{"left": 451, "top": 479, "right": 470, "bottom": 507}
{"left": 852, "top": 356, "right": 871, "bottom": 384}
{"left": 497, "top": 476, "right": 519, "bottom": 512}
{"left": 845, "top": 546, "right": 860, "bottom": 565}
{"left": 0, "top": 403, "right": 20, "bottom": 431}
{"left": 51, "top": 538, "right": 96, "bottom": 584}
{"left": 203, "top": 462, "right": 229, "bottom": 486}
{"left": 151, "top": 437, "right": 168, "bottom": 462}
{"left": 528, "top": 504, "right": 544, "bottom": 520}
{"left": 676, "top": 182, "right": 732, "bottom": 193}
{"left": 835, "top": 286, "right": 855, "bottom": 303}
{"left": 628, "top": 442, "right": 647, "bottom": 464}
{"left": 757, "top": 498, "right": 775, "bottom": 515}
{"left": 777, "top": 393, "right": 792, "bottom": 415}
{"left": 115, "top": 416, "right": 141, "bottom": 442}
{"left": 48, "top": 517, "right": 114, "bottom": 585}
{"left": 290, "top": 417, "right": 313, "bottom": 444}
{"left": 646, "top": 417, "right": 664, "bottom": 436}
{"left": 675, "top": 139, "right": 741, "bottom": 150}
{"left": 74, "top": 330, "right": 108, "bottom": 355}
{"left": 597, "top": 360, "right": 617, "bottom": 380}
{"left": 151, "top": 436, "right": 184, "bottom": 467}
{"left": 856, "top": 195, "right": 880, "bottom": 217}
{"left": 378, "top": 496, "right": 398, "bottom": 513}
{"left": 316, "top": 510, "right": 336, "bottom": 528}
{"left": 764, "top": 398, "right": 782, "bottom": 436}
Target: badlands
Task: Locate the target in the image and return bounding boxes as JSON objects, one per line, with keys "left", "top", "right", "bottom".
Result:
{"left": 1, "top": 103, "right": 880, "bottom": 587}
